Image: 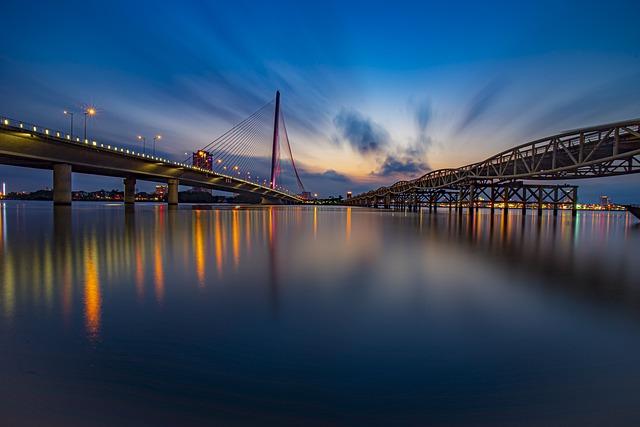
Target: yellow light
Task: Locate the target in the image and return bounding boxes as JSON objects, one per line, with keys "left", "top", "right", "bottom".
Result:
{"left": 86, "top": 107, "right": 96, "bottom": 116}
{"left": 156, "top": 135, "right": 161, "bottom": 140}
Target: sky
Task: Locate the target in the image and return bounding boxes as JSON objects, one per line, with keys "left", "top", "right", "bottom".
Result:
{"left": 0, "top": 0, "right": 639, "bottom": 201}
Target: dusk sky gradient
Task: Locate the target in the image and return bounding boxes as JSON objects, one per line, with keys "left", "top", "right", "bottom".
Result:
{"left": 1, "top": 0, "right": 639, "bottom": 200}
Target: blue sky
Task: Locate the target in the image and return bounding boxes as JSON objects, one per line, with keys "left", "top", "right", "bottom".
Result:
{"left": 0, "top": 0, "right": 639, "bottom": 200}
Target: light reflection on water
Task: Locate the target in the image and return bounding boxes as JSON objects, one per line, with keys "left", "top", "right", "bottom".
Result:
{"left": 1, "top": 201, "right": 640, "bottom": 425}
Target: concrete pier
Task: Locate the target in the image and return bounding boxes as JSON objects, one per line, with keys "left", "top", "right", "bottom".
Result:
{"left": 53, "top": 163, "right": 72, "bottom": 206}
{"left": 168, "top": 179, "right": 179, "bottom": 205}
{"left": 124, "top": 177, "right": 136, "bottom": 205}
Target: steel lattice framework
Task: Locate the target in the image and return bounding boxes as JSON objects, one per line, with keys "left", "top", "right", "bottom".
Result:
{"left": 348, "top": 118, "right": 640, "bottom": 209}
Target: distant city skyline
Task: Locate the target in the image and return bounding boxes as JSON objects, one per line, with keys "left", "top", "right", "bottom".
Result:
{"left": 1, "top": 0, "right": 639, "bottom": 201}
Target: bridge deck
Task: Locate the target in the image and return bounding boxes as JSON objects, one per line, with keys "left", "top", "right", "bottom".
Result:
{"left": 0, "top": 119, "right": 301, "bottom": 203}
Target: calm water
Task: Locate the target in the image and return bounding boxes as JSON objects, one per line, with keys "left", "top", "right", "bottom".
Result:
{"left": 1, "top": 202, "right": 640, "bottom": 426}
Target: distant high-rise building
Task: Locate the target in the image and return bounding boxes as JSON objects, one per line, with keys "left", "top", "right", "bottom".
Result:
{"left": 346, "top": 191, "right": 352, "bottom": 199}
{"left": 0, "top": 182, "right": 5, "bottom": 197}
{"left": 155, "top": 185, "right": 168, "bottom": 199}
{"left": 192, "top": 150, "right": 213, "bottom": 171}
{"left": 600, "top": 195, "right": 610, "bottom": 208}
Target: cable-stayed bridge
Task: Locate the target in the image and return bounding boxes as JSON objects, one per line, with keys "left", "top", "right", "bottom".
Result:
{"left": 0, "top": 91, "right": 305, "bottom": 205}
{"left": 347, "top": 119, "right": 640, "bottom": 214}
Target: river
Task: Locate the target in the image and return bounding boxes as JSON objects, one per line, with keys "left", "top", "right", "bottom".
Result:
{"left": 1, "top": 201, "right": 640, "bottom": 426}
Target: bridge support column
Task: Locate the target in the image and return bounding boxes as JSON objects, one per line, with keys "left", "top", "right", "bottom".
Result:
{"left": 168, "top": 179, "right": 179, "bottom": 206}
{"left": 503, "top": 187, "right": 510, "bottom": 214}
{"left": 537, "top": 187, "right": 543, "bottom": 216}
{"left": 490, "top": 186, "right": 495, "bottom": 215}
{"left": 53, "top": 163, "right": 72, "bottom": 206}
{"left": 124, "top": 177, "right": 136, "bottom": 205}
{"left": 571, "top": 187, "right": 578, "bottom": 217}
{"left": 468, "top": 184, "right": 475, "bottom": 216}
{"left": 384, "top": 194, "right": 390, "bottom": 209}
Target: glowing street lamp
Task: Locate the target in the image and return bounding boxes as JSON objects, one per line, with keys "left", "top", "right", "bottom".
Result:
{"left": 137, "top": 135, "right": 146, "bottom": 154}
{"left": 153, "top": 134, "right": 161, "bottom": 156}
{"left": 83, "top": 106, "right": 96, "bottom": 141}
{"left": 63, "top": 110, "right": 74, "bottom": 138}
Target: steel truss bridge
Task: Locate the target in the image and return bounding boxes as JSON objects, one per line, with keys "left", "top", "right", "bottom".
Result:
{"left": 347, "top": 119, "right": 640, "bottom": 214}
{"left": 0, "top": 91, "right": 305, "bottom": 205}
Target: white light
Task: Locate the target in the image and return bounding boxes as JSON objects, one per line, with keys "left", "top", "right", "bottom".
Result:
{"left": 3, "top": 119, "right": 8, "bottom": 125}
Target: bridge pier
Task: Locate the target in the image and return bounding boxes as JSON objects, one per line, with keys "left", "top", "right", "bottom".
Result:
{"left": 53, "top": 163, "right": 72, "bottom": 206}
{"left": 537, "top": 187, "right": 543, "bottom": 216}
{"left": 168, "top": 179, "right": 179, "bottom": 206}
{"left": 124, "top": 177, "right": 136, "bottom": 205}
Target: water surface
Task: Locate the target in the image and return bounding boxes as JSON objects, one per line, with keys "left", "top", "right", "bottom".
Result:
{"left": 1, "top": 202, "right": 640, "bottom": 426}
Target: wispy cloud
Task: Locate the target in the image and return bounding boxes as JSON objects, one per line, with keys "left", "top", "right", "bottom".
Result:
{"left": 456, "top": 79, "right": 507, "bottom": 133}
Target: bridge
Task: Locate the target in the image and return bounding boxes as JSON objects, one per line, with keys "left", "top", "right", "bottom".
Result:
{"left": 0, "top": 91, "right": 305, "bottom": 205}
{"left": 347, "top": 119, "right": 640, "bottom": 215}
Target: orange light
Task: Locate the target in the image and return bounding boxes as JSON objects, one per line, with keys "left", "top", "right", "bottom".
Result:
{"left": 86, "top": 107, "right": 96, "bottom": 116}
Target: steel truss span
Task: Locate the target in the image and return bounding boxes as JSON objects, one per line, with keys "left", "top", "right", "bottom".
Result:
{"left": 348, "top": 119, "right": 640, "bottom": 205}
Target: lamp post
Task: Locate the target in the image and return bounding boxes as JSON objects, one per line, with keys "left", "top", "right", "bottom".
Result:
{"left": 153, "top": 135, "right": 161, "bottom": 156}
{"left": 63, "top": 110, "right": 74, "bottom": 138}
{"left": 83, "top": 107, "right": 96, "bottom": 141}
{"left": 137, "top": 135, "right": 146, "bottom": 155}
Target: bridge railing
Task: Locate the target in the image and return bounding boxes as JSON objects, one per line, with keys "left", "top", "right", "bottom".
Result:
{"left": 0, "top": 115, "right": 300, "bottom": 200}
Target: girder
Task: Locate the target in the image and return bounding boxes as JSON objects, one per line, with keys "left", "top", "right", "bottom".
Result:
{"left": 348, "top": 119, "right": 640, "bottom": 203}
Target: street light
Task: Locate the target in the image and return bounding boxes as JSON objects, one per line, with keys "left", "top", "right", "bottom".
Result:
{"left": 63, "top": 110, "right": 74, "bottom": 138}
{"left": 83, "top": 106, "right": 96, "bottom": 141}
{"left": 137, "top": 135, "right": 146, "bottom": 155}
{"left": 153, "top": 134, "right": 161, "bottom": 156}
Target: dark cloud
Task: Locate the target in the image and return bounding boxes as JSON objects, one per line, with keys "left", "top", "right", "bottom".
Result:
{"left": 457, "top": 79, "right": 506, "bottom": 132}
{"left": 333, "top": 108, "right": 390, "bottom": 155}
{"left": 371, "top": 155, "right": 430, "bottom": 177}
